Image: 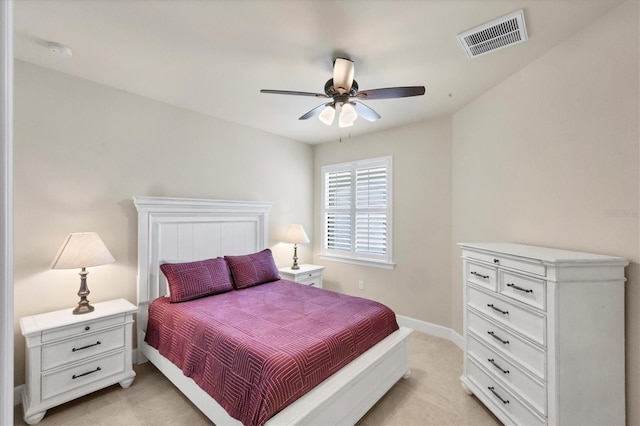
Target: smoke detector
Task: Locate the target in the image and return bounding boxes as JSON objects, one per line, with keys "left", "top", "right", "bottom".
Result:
{"left": 457, "top": 10, "right": 528, "bottom": 59}
{"left": 46, "top": 42, "right": 73, "bottom": 58}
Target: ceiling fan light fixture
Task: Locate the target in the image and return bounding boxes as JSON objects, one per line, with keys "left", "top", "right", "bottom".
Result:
{"left": 318, "top": 104, "right": 336, "bottom": 125}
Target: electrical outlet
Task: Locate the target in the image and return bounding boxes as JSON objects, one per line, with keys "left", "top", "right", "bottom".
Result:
{"left": 358, "top": 280, "right": 364, "bottom": 290}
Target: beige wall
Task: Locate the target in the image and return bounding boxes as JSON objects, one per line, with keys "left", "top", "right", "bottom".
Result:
{"left": 13, "top": 61, "right": 314, "bottom": 385}
{"left": 313, "top": 117, "right": 452, "bottom": 325}
{"left": 451, "top": 1, "right": 639, "bottom": 422}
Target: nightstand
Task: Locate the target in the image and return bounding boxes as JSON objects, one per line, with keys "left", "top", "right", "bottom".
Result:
{"left": 279, "top": 264, "right": 325, "bottom": 288}
{"left": 20, "top": 298, "right": 137, "bottom": 425}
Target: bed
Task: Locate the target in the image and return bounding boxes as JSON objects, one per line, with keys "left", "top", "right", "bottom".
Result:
{"left": 134, "top": 196, "right": 412, "bottom": 425}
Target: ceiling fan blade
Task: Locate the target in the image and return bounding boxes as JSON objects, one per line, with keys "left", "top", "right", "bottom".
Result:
{"left": 333, "top": 58, "right": 354, "bottom": 94}
{"left": 261, "top": 89, "right": 328, "bottom": 98}
{"left": 353, "top": 101, "right": 381, "bottom": 122}
{"left": 355, "top": 86, "right": 425, "bottom": 100}
{"left": 298, "top": 103, "right": 327, "bottom": 120}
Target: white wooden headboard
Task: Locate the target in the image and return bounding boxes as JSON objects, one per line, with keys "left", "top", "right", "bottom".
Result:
{"left": 133, "top": 196, "right": 271, "bottom": 336}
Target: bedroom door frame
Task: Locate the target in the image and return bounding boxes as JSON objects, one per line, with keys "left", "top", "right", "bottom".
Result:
{"left": 1, "top": 0, "right": 14, "bottom": 424}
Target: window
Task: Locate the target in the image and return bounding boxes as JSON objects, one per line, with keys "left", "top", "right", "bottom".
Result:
{"left": 321, "top": 156, "right": 393, "bottom": 268}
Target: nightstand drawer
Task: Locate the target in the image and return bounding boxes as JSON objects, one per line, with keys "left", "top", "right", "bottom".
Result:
{"left": 42, "top": 326, "right": 125, "bottom": 371}
{"left": 41, "top": 314, "right": 125, "bottom": 343}
{"left": 42, "top": 350, "right": 125, "bottom": 401}
{"left": 297, "top": 272, "right": 322, "bottom": 287}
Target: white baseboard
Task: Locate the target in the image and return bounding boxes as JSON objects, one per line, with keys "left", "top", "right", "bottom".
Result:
{"left": 396, "top": 315, "right": 464, "bottom": 350}
{"left": 13, "top": 325, "right": 462, "bottom": 408}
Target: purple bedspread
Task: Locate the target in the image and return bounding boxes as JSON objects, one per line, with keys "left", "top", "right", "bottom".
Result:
{"left": 145, "top": 279, "right": 399, "bottom": 425}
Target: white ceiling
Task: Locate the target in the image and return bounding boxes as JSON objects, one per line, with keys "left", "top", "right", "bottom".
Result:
{"left": 14, "top": 0, "right": 622, "bottom": 144}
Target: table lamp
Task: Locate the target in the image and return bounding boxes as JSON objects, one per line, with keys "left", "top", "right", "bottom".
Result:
{"left": 50, "top": 232, "right": 115, "bottom": 314}
{"left": 283, "top": 224, "right": 310, "bottom": 270}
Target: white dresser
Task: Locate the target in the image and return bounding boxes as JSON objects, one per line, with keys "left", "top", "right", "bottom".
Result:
{"left": 20, "top": 299, "right": 136, "bottom": 425}
{"left": 459, "top": 243, "right": 627, "bottom": 425}
{"left": 278, "top": 264, "right": 325, "bottom": 288}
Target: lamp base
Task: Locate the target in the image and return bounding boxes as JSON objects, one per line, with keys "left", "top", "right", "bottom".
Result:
{"left": 291, "top": 244, "right": 300, "bottom": 269}
{"left": 73, "top": 268, "right": 94, "bottom": 315}
{"left": 73, "top": 302, "right": 95, "bottom": 315}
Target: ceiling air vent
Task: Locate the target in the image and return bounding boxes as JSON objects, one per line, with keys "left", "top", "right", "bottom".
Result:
{"left": 457, "top": 10, "right": 528, "bottom": 59}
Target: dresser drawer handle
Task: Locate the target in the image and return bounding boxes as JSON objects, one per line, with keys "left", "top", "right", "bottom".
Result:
{"left": 488, "top": 358, "right": 510, "bottom": 374}
{"left": 84, "top": 326, "right": 91, "bottom": 331}
{"left": 487, "top": 331, "right": 509, "bottom": 345}
{"left": 493, "top": 259, "right": 500, "bottom": 264}
{"left": 72, "top": 366, "right": 101, "bottom": 380}
{"left": 72, "top": 341, "right": 101, "bottom": 352}
{"left": 488, "top": 386, "right": 509, "bottom": 404}
{"left": 470, "top": 271, "right": 490, "bottom": 280}
{"left": 507, "top": 283, "right": 533, "bottom": 293}
{"left": 487, "top": 304, "right": 509, "bottom": 315}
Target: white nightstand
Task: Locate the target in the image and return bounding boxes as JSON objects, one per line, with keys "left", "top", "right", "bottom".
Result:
{"left": 279, "top": 264, "right": 325, "bottom": 288}
{"left": 20, "top": 298, "right": 137, "bottom": 425}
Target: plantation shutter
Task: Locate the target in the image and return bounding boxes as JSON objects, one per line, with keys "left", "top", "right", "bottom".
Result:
{"left": 324, "top": 170, "right": 352, "bottom": 251}
{"left": 355, "top": 166, "right": 387, "bottom": 254}
{"left": 321, "top": 157, "right": 392, "bottom": 265}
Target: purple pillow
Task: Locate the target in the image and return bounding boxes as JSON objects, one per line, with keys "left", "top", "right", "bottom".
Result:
{"left": 160, "top": 257, "right": 233, "bottom": 303}
{"left": 225, "top": 249, "right": 280, "bottom": 289}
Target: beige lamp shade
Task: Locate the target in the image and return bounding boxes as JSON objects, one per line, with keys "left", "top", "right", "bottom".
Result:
{"left": 50, "top": 232, "right": 115, "bottom": 270}
{"left": 283, "top": 224, "right": 310, "bottom": 245}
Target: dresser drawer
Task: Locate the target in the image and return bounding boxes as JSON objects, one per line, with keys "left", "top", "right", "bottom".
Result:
{"left": 467, "top": 286, "right": 546, "bottom": 345}
{"left": 467, "top": 309, "right": 546, "bottom": 380}
{"left": 467, "top": 334, "right": 547, "bottom": 415}
{"left": 41, "top": 350, "right": 125, "bottom": 401}
{"left": 467, "top": 251, "right": 546, "bottom": 277}
{"left": 466, "top": 261, "right": 497, "bottom": 291}
{"left": 41, "top": 314, "right": 125, "bottom": 343}
{"left": 467, "top": 359, "right": 546, "bottom": 426}
{"left": 42, "top": 326, "right": 125, "bottom": 371}
{"left": 500, "top": 271, "right": 546, "bottom": 310}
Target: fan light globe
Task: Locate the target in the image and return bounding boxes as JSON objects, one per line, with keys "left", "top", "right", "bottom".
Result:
{"left": 339, "top": 102, "right": 357, "bottom": 128}
{"left": 319, "top": 104, "right": 336, "bottom": 126}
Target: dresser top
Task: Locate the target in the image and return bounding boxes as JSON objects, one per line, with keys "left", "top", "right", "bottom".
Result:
{"left": 458, "top": 242, "right": 629, "bottom": 265}
{"left": 20, "top": 298, "right": 136, "bottom": 335}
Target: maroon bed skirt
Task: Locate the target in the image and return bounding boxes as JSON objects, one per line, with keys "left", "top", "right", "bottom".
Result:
{"left": 145, "top": 279, "right": 399, "bottom": 425}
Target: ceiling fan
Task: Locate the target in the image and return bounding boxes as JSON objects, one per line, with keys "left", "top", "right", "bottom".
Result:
{"left": 260, "top": 58, "right": 426, "bottom": 128}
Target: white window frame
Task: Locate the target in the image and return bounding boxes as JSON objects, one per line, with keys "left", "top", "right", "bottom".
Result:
{"left": 320, "top": 156, "right": 394, "bottom": 269}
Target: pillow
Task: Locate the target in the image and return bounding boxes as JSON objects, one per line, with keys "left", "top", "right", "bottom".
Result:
{"left": 160, "top": 257, "right": 233, "bottom": 303}
{"left": 225, "top": 249, "right": 280, "bottom": 289}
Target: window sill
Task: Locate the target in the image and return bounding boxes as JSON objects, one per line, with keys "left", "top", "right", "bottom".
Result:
{"left": 318, "top": 254, "right": 396, "bottom": 270}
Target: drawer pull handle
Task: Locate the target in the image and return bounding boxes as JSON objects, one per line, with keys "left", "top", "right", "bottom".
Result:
{"left": 487, "top": 331, "right": 509, "bottom": 345}
{"left": 488, "top": 386, "right": 509, "bottom": 404}
{"left": 84, "top": 326, "right": 90, "bottom": 331}
{"left": 507, "top": 283, "right": 533, "bottom": 294}
{"left": 487, "top": 304, "right": 509, "bottom": 315}
{"left": 72, "top": 366, "right": 101, "bottom": 380}
{"left": 488, "top": 358, "right": 510, "bottom": 374}
{"left": 72, "top": 341, "right": 101, "bottom": 352}
{"left": 493, "top": 259, "right": 500, "bottom": 264}
{"left": 470, "top": 271, "right": 490, "bottom": 280}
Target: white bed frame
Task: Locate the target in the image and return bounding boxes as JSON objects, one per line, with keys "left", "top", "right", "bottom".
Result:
{"left": 134, "top": 196, "right": 412, "bottom": 425}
